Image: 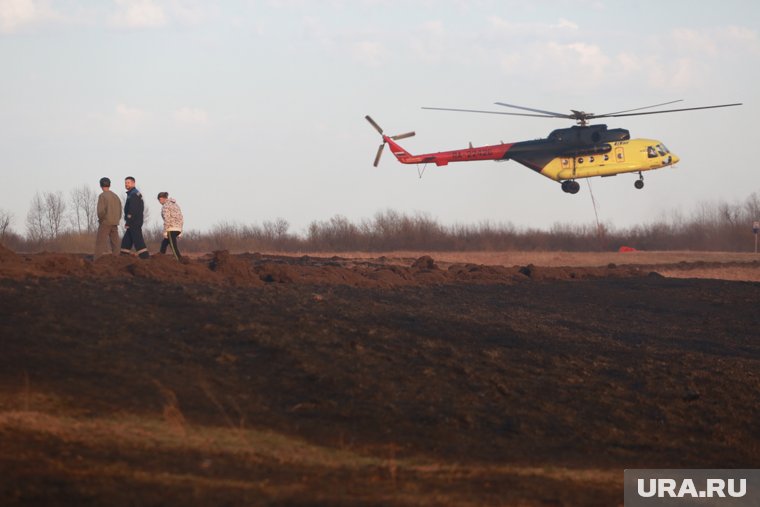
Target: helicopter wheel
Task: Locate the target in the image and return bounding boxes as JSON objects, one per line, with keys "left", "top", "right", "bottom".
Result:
{"left": 634, "top": 178, "right": 644, "bottom": 189}
{"left": 562, "top": 180, "right": 580, "bottom": 194}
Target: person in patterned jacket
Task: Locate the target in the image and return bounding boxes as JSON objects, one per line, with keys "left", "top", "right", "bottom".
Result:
{"left": 157, "top": 192, "right": 184, "bottom": 261}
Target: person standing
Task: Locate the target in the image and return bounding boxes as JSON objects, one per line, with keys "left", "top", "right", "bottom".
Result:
{"left": 120, "top": 176, "right": 149, "bottom": 259}
{"left": 157, "top": 192, "right": 184, "bottom": 261}
{"left": 95, "top": 177, "right": 123, "bottom": 256}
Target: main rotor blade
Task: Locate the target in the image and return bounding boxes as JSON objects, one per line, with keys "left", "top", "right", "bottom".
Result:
{"left": 373, "top": 143, "right": 385, "bottom": 167}
{"left": 365, "top": 115, "right": 383, "bottom": 135}
{"left": 593, "top": 103, "right": 742, "bottom": 119}
{"left": 598, "top": 100, "right": 684, "bottom": 116}
{"left": 422, "top": 106, "right": 563, "bottom": 118}
{"left": 391, "top": 131, "right": 415, "bottom": 141}
{"left": 493, "top": 102, "right": 570, "bottom": 118}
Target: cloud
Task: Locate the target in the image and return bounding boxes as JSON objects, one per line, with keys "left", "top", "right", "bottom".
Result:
{"left": 494, "top": 40, "right": 611, "bottom": 92}
{"left": 671, "top": 28, "right": 719, "bottom": 56}
{"left": 642, "top": 26, "right": 760, "bottom": 92}
{"left": 112, "top": 103, "right": 150, "bottom": 131}
{"left": 404, "top": 16, "right": 584, "bottom": 68}
{"left": 301, "top": 15, "right": 333, "bottom": 46}
{"left": 408, "top": 19, "right": 448, "bottom": 63}
{"left": 0, "top": 0, "right": 55, "bottom": 33}
{"left": 110, "top": 0, "right": 166, "bottom": 29}
{"left": 482, "top": 20, "right": 759, "bottom": 94}
{"left": 555, "top": 18, "right": 579, "bottom": 31}
{"left": 173, "top": 107, "right": 209, "bottom": 126}
{"left": 421, "top": 19, "right": 444, "bottom": 37}
{"left": 0, "top": 0, "right": 207, "bottom": 33}
{"left": 487, "top": 16, "right": 580, "bottom": 38}
{"left": 352, "top": 40, "right": 387, "bottom": 67}
{"left": 550, "top": 42, "right": 610, "bottom": 78}
{"left": 671, "top": 25, "right": 760, "bottom": 57}
{"left": 99, "top": 104, "right": 208, "bottom": 133}
{"left": 167, "top": 0, "right": 210, "bottom": 25}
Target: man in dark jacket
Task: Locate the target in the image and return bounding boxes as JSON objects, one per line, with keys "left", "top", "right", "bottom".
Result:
{"left": 120, "top": 176, "right": 149, "bottom": 259}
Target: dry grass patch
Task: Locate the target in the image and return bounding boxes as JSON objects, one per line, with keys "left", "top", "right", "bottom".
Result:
{"left": 0, "top": 407, "right": 621, "bottom": 501}
{"left": 259, "top": 250, "right": 758, "bottom": 268}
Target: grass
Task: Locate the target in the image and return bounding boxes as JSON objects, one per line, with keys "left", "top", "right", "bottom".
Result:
{"left": 0, "top": 405, "right": 621, "bottom": 480}
{"left": 0, "top": 389, "right": 621, "bottom": 506}
{"left": 268, "top": 250, "right": 760, "bottom": 267}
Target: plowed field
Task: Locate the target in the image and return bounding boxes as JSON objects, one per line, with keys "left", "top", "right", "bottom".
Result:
{"left": 1, "top": 245, "right": 758, "bottom": 506}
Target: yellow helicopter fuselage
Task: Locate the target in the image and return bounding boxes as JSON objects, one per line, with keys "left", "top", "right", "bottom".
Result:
{"left": 541, "top": 139, "right": 680, "bottom": 182}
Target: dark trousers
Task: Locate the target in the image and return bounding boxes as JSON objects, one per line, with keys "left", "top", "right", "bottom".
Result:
{"left": 121, "top": 227, "right": 149, "bottom": 259}
{"left": 160, "top": 231, "right": 182, "bottom": 260}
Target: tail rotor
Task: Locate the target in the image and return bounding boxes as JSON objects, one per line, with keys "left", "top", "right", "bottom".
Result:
{"left": 373, "top": 143, "right": 385, "bottom": 168}
{"left": 366, "top": 115, "right": 384, "bottom": 135}
{"left": 365, "top": 115, "right": 414, "bottom": 167}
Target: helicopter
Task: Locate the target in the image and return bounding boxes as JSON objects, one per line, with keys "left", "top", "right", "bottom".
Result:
{"left": 366, "top": 100, "right": 741, "bottom": 194}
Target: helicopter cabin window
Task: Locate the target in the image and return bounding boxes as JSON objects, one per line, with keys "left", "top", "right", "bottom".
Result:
{"left": 589, "top": 156, "right": 595, "bottom": 163}
{"left": 561, "top": 158, "right": 569, "bottom": 167}
{"left": 603, "top": 154, "right": 609, "bottom": 161}
{"left": 577, "top": 157, "right": 584, "bottom": 164}
{"left": 647, "top": 146, "right": 657, "bottom": 158}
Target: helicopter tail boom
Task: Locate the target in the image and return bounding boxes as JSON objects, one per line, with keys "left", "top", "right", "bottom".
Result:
{"left": 365, "top": 115, "right": 516, "bottom": 167}
{"left": 384, "top": 136, "right": 518, "bottom": 167}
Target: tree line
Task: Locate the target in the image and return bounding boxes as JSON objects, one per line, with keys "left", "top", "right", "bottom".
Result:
{"left": 1, "top": 190, "right": 759, "bottom": 253}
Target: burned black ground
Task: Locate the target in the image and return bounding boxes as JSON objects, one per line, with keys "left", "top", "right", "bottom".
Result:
{"left": 1, "top": 253, "right": 759, "bottom": 506}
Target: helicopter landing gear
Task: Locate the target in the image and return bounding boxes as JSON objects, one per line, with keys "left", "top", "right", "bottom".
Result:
{"left": 634, "top": 172, "right": 644, "bottom": 189}
{"left": 561, "top": 180, "right": 580, "bottom": 194}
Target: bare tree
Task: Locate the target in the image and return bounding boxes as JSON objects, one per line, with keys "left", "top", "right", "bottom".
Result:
{"left": 0, "top": 208, "right": 13, "bottom": 242}
{"left": 718, "top": 201, "right": 740, "bottom": 227}
{"left": 44, "top": 191, "right": 67, "bottom": 238}
{"left": 69, "top": 185, "right": 97, "bottom": 233}
{"left": 26, "top": 191, "right": 67, "bottom": 243}
{"left": 26, "top": 193, "right": 47, "bottom": 242}
{"left": 263, "top": 217, "right": 289, "bottom": 239}
{"left": 744, "top": 192, "right": 760, "bottom": 223}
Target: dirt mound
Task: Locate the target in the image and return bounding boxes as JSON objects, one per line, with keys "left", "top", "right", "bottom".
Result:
{"left": 516, "top": 263, "right": 645, "bottom": 281}
{"left": 91, "top": 253, "right": 142, "bottom": 272}
{"left": 254, "top": 263, "right": 298, "bottom": 284}
{"left": 0, "top": 243, "right": 19, "bottom": 263}
{"left": 412, "top": 255, "right": 438, "bottom": 270}
{"left": 448, "top": 263, "right": 521, "bottom": 283}
{"left": 32, "top": 254, "right": 90, "bottom": 277}
{"left": 127, "top": 254, "right": 220, "bottom": 284}
{"left": 0, "top": 250, "right": 91, "bottom": 279}
{"left": 207, "top": 250, "right": 264, "bottom": 286}
{"left": 4, "top": 247, "right": 756, "bottom": 287}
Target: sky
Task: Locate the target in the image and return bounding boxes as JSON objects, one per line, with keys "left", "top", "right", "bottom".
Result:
{"left": 1, "top": 0, "right": 758, "bottom": 235}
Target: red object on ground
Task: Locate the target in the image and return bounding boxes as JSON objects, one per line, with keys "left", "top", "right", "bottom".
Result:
{"left": 618, "top": 246, "right": 637, "bottom": 252}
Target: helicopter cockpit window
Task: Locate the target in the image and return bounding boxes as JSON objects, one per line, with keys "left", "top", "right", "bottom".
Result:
{"left": 647, "top": 146, "right": 657, "bottom": 158}
{"left": 660, "top": 144, "right": 671, "bottom": 154}
{"left": 656, "top": 145, "right": 666, "bottom": 156}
